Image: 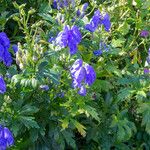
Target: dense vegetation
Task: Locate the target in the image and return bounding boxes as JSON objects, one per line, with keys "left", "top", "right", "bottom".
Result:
{"left": 0, "top": 0, "right": 150, "bottom": 149}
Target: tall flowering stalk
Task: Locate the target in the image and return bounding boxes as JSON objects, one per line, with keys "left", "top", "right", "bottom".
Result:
{"left": 70, "top": 59, "right": 96, "bottom": 96}
{"left": 0, "top": 32, "right": 12, "bottom": 66}
{"left": 85, "top": 10, "right": 111, "bottom": 32}
{"left": 55, "top": 25, "right": 82, "bottom": 55}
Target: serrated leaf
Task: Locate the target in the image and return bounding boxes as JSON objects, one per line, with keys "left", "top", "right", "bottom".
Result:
{"left": 71, "top": 119, "right": 86, "bottom": 137}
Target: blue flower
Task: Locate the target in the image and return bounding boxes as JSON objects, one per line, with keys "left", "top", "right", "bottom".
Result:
{"left": 0, "top": 32, "right": 12, "bottom": 66}
{"left": 85, "top": 10, "right": 101, "bottom": 32}
{"left": 53, "top": 0, "right": 75, "bottom": 9}
{"left": 102, "top": 13, "right": 111, "bottom": 32}
{"left": 93, "top": 41, "right": 109, "bottom": 56}
{"left": 85, "top": 10, "right": 111, "bottom": 32}
{"left": 78, "top": 85, "right": 86, "bottom": 96}
{"left": 12, "top": 44, "right": 18, "bottom": 53}
{"left": 84, "top": 63, "right": 96, "bottom": 86}
{"left": 77, "top": 3, "right": 88, "bottom": 18}
{"left": 93, "top": 50, "right": 102, "bottom": 56}
{"left": 56, "top": 25, "right": 82, "bottom": 55}
{"left": 70, "top": 59, "right": 96, "bottom": 96}
{"left": 40, "top": 85, "right": 49, "bottom": 91}
{"left": 0, "top": 125, "right": 14, "bottom": 149}
{"left": 0, "top": 76, "right": 6, "bottom": 94}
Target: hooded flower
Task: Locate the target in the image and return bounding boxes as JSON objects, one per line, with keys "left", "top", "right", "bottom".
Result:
{"left": 102, "top": 13, "right": 111, "bottom": 32}
{"left": 56, "top": 25, "right": 82, "bottom": 55}
{"left": 84, "top": 63, "right": 96, "bottom": 86}
{"left": 12, "top": 44, "right": 18, "bottom": 53}
{"left": 70, "top": 59, "right": 96, "bottom": 96}
{"left": 77, "top": 3, "right": 88, "bottom": 18}
{"left": 144, "top": 68, "right": 150, "bottom": 74}
{"left": 85, "top": 10, "right": 111, "bottom": 32}
{"left": 0, "top": 76, "right": 6, "bottom": 94}
{"left": 93, "top": 41, "right": 109, "bottom": 56}
{"left": 85, "top": 10, "right": 102, "bottom": 32}
{"left": 53, "top": 0, "right": 75, "bottom": 9}
{"left": 0, "top": 32, "right": 12, "bottom": 66}
{"left": 140, "top": 30, "right": 149, "bottom": 38}
{"left": 0, "top": 125, "right": 14, "bottom": 149}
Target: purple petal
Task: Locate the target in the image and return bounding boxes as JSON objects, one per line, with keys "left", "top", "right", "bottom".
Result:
{"left": 3, "top": 127, "right": 14, "bottom": 146}
{"left": 102, "top": 13, "right": 111, "bottom": 32}
{"left": 70, "top": 59, "right": 83, "bottom": 75}
{"left": 84, "top": 64, "right": 96, "bottom": 86}
{"left": 0, "top": 76, "right": 6, "bottom": 94}
{"left": 78, "top": 85, "right": 86, "bottom": 96}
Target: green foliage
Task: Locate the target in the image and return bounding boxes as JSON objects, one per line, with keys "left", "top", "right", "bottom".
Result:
{"left": 0, "top": 0, "right": 150, "bottom": 149}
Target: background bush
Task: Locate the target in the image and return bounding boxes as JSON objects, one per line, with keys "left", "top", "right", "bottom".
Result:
{"left": 0, "top": 0, "right": 150, "bottom": 149}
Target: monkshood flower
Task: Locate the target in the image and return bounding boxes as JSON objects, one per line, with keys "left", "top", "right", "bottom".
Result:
{"left": 53, "top": 0, "right": 75, "bottom": 9}
{"left": 93, "top": 50, "right": 102, "bottom": 56}
{"left": 0, "top": 32, "right": 12, "bottom": 66}
{"left": 93, "top": 41, "right": 109, "bottom": 56}
{"left": 0, "top": 76, "right": 6, "bottom": 94}
{"left": 85, "top": 10, "right": 111, "bottom": 32}
{"left": 144, "top": 68, "right": 150, "bottom": 74}
{"left": 55, "top": 25, "right": 82, "bottom": 55}
{"left": 0, "top": 125, "right": 14, "bottom": 149}
{"left": 140, "top": 30, "right": 149, "bottom": 38}
{"left": 77, "top": 3, "right": 88, "bottom": 18}
{"left": 40, "top": 85, "right": 49, "bottom": 91}
{"left": 70, "top": 59, "right": 96, "bottom": 96}
{"left": 85, "top": 10, "right": 101, "bottom": 32}
{"left": 12, "top": 44, "right": 18, "bottom": 53}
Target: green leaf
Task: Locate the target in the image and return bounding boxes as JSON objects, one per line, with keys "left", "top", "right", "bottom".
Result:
{"left": 19, "top": 116, "right": 39, "bottom": 129}
{"left": 84, "top": 105, "right": 100, "bottom": 122}
{"left": 71, "top": 119, "right": 86, "bottom": 137}
{"left": 62, "top": 130, "right": 76, "bottom": 149}
{"left": 138, "top": 102, "right": 150, "bottom": 134}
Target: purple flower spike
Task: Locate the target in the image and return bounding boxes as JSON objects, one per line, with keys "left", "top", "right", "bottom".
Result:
{"left": 70, "top": 59, "right": 96, "bottom": 96}
{"left": 56, "top": 25, "right": 81, "bottom": 55}
{"left": 85, "top": 10, "right": 101, "bottom": 32}
{"left": 0, "top": 76, "right": 6, "bottom": 94}
{"left": 0, "top": 32, "right": 12, "bottom": 66}
{"left": 85, "top": 10, "right": 111, "bottom": 32}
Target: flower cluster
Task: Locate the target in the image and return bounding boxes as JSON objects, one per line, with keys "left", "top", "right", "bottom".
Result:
{"left": 0, "top": 32, "right": 12, "bottom": 66}
{"left": 77, "top": 3, "right": 88, "bottom": 18}
{"left": 55, "top": 25, "right": 82, "bottom": 55}
{"left": 85, "top": 10, "right": 111, "bottom": 32}
{"left": 53, "top": 0, "right": 75, "bottom": 9}
{"left": 140, "top": 30, "right": 149, "bottom": 38}
{"left": 0, "top": 125, "right": 14, "bottom": 150}
{"left": 70, "top": 59, "right": 96, "bottom": 96}
{"left": 144, "top": 68, "right": 150, "bottom": 74}
{"left": 93, "top": 41, "right": 109, "bottom": 56}
{"left": 0, "top": 76, "right": 6, "bottom": 94}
